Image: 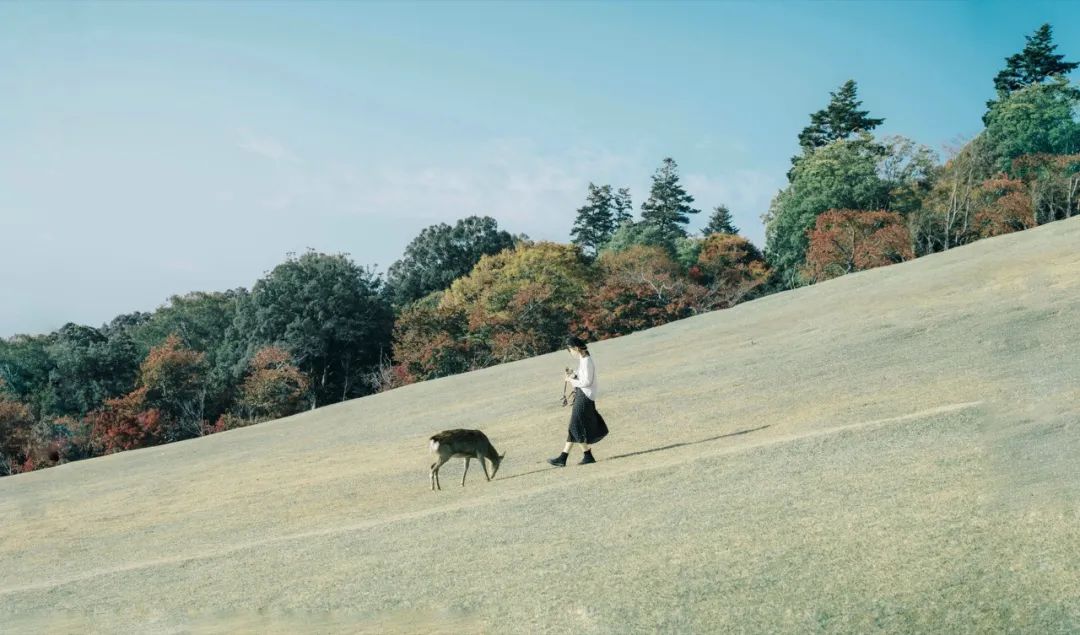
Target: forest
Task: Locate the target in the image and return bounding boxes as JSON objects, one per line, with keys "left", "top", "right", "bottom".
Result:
{"left": 2, "top": 24, "right": 1078, "bottom": 475}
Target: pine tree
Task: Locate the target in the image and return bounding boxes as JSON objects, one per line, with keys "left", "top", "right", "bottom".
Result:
{"left": 639, "top": 158, "right": 700, "bottom": 241}
{"left": 797, "top": 80, "right": 884, "bottom": 152}
{"left": 704, "top": 205, "right": 739, "bottom": 235}
{"left": 994, "top": 24, "right": 1078, "bottom": 94}
{"left": 987, "top": 23, "right": 1079, "bottom": 116}
{"left": 570, "top": 183, "right": 617, "bottom": 256}
{"left": 613, "top": 187, "right": 634, "bottom": 227}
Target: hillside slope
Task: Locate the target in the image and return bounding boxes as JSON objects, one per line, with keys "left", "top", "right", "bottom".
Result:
{"left": 3, "top": 219, "right": 1080, "bottom": 633}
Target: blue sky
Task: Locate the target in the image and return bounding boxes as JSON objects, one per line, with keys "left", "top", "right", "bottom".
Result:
{"left": 1, "top": 1, "right": 1077, "bottom": 336}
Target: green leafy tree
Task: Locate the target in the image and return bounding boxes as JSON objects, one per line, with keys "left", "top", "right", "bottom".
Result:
{"left": 703, "top": 205, "right": 740, "bottom": 235}
{"left": 43, "top": 324, "right": 142, "bottom": 418}
{"left": 984, "top": 78, "right": 1080, "bottom": 173}
{"left": 796, "top": 80, "right": 884, "bottom": 154}
{"left": 570, "top": 183, "right": 619, "bottom": 257}
{"left": 386, "top": 216, "right": 517, "bottom": 307}
{"left": 237, "top": 251, "right": 393, "bottom": 407}
{"left": 987, "top": 23, "right": 1079, "bottom": 116}
{"left": 765, "top": 135, "right": 891, "bottom": 286}
{"left": 0, "top": 334, "right": 53, "bottom": 418}
{"left": 640, "top": 158, "right": 701, "bottom": 242}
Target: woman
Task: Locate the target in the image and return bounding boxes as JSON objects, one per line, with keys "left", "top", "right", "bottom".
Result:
{"left": 548, "top": 336, "right": 608, "bottom": 466}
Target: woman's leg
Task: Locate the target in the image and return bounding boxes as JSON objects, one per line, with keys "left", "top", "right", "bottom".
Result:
{"left": 563, "top": 441, "right": 574, "bottom": 453}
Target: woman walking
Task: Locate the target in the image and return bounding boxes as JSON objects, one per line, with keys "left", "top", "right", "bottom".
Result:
{"left": 548, "top": 336, "right": 608, "bottom": 466}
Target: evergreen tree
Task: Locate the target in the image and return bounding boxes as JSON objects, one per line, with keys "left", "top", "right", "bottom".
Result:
{"left": 570, "top": 183, "right": 617, "bottom": 256}
{"left": 639, "top": 158, "right": 700, "bottom": 241}
{"left": 992, "top": 24, "right": 1078, "bottom": 97}
{"left": 796, "top": 80, "right": 884, "bottom": 152}
{"left": 704, "top": 205, "right": 740, "bottom": 235}
{"left": 613, "top": 187, "right": 634, "bottom": 226}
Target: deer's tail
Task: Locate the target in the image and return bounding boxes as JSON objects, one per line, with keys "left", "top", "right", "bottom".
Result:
{"left": 429, "top": 438, "right": 439, "bottom": 453}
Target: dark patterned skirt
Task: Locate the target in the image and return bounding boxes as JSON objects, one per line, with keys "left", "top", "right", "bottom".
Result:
{"left": 567, "top": 388, "right": 608, "bottom": 444}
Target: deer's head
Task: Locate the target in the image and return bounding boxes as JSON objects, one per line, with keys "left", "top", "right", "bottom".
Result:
{"left": 491, "top": 452, "right": 505, "bottom": 479}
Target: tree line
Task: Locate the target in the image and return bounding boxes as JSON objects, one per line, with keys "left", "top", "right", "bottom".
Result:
{"left": 2, "top": 23, "right": 1078, "bottom": 475}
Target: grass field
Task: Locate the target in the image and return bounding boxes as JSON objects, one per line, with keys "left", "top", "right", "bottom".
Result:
{"left": 3, "top": 218, "right": 1080, "bottom": 633}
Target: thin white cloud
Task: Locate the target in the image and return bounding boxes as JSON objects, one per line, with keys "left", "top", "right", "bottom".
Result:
{"left": 237, "top": 129, "right": 297, "bottom": 162}
{"left": 233, "top": 138, "right": 779, "bottom": 248}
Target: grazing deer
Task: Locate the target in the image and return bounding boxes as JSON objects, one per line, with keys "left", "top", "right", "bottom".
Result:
{"left": 429, "top": 429, "right": 505, "bottom": 491}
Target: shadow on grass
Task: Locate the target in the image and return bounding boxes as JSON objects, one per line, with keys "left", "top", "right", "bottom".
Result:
{"left": 605, "top": 424, "right": 771, "bottom": 462}
{"left": 499, "top": 424, "right": 771, "bottom": 481}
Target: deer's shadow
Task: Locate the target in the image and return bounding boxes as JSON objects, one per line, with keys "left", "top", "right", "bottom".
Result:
{"left": 499, "top": 424, "right": 771, "bottom": 481}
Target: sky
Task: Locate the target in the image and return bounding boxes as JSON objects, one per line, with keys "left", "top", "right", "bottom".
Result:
{"left": 1, "top": 0, "right": 1078, "bottom": 337}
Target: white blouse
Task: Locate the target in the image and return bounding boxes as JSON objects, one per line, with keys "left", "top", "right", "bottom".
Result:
{"left": 569, "top": 354, "right": 599, "bottom": 401}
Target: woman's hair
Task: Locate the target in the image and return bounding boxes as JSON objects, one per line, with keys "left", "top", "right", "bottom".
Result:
{"left": 565, "top": 336, "right": 590, "bottom": 355}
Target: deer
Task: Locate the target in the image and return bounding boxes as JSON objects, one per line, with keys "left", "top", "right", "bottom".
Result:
{"left": 428, "top": 429, "right": 505, "bottom": 491}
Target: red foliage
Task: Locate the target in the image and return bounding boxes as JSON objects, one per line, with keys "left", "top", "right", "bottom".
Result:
{"left": 238, "top": 346, "right": 310, "bottom": 421}
{"left": 974, "top": 176, "right": 1035, "bottom": 237}
{"left": 140, "top": 334, "right": 206, "bottom": 405}
{"left": 392, "top": 297, "right": 477, "bottom": 381}
{"left": 804, "top": 210, "right": 913, "bottom": 282}
{"left": 0, "top": 388, "right": 34, "bottom": 475}
{"left": 692, "top": 233, "right": 771, "bottom": 310}
{"left": 86, "top": 387, "right": 165, "bottom": 454}
{"left": 207, "top": 413, "right": 249, "bottom": 434}
{"left": 575, "top": 246, "right": 706, "bottom": 340}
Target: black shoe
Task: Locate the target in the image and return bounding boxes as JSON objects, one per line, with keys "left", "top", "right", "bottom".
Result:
{"left": 579, "top": 451, "right": 596, "bottom": 465}
{"left": 547, "top": 453, "right": 568, "bottom": 467}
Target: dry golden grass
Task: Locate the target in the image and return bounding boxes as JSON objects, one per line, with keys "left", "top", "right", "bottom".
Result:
{"left": 3, "top": 218, "right": 1080, "bottom": 633}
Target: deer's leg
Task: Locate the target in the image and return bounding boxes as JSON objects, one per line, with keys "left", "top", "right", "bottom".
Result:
{"left": 431, "top": 457, "right": 448, "bottom": 491}
{"left": 461, "top": 457, "right": 470, "bottom": 487}
{"left": 480, "top": 452, "right": 492, "bottom": 481}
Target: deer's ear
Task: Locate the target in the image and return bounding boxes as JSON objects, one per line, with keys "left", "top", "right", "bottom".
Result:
{"left": 500, "top": 452, "right": 506, "bottom": 459}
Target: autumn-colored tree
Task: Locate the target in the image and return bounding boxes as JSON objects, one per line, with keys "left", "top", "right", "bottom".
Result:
{"left": 237, "top": 346, "right": 310, "bottom": 421}
{"left": 362, "top": 356, "right": 415, "bottom": 394}
{"left": 139, "top": 334, "right": 207, "bottom": 440}
{"left": 21, "top": 416, "right": 91, "bottom": 472}
{"left": 576, "top": 245, "right": 705, "bottom": 340}
{"left": 804, "top": 210, "right": 913, "bottom": 282}
{"left": 972, "top": 176, "right": 1035, "bottom": 238}
{"left": 1012, "top": 153, "right": 1080, "bottom": 223}
{"left": 692, "top": 234, "right": 771, "bottom": 310}
{"left": 0, "top": 384, "right": 34, "bottom": 475}
{"left": 392, "top": 293, "right": 475, "bottom": 381}
{"left": 86, "top": 387, "right": 164, "bottom": 454}
{"left": 908, "top": 135, "right": 996, "bottom": 255}
{"left": 445, "top": 242, "right": 591, "bottom": 363}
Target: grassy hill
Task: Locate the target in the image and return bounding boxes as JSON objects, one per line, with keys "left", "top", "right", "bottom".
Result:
{"left": 3, "top": 218, "right": 1080, "bottom": 634}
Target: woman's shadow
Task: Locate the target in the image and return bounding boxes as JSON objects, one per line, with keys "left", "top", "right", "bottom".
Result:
{"left": 604, "top": 424, "right": 771, "bottom": 461}
{"left": 500, "top": 424, "right": 771, "bottom": 481}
